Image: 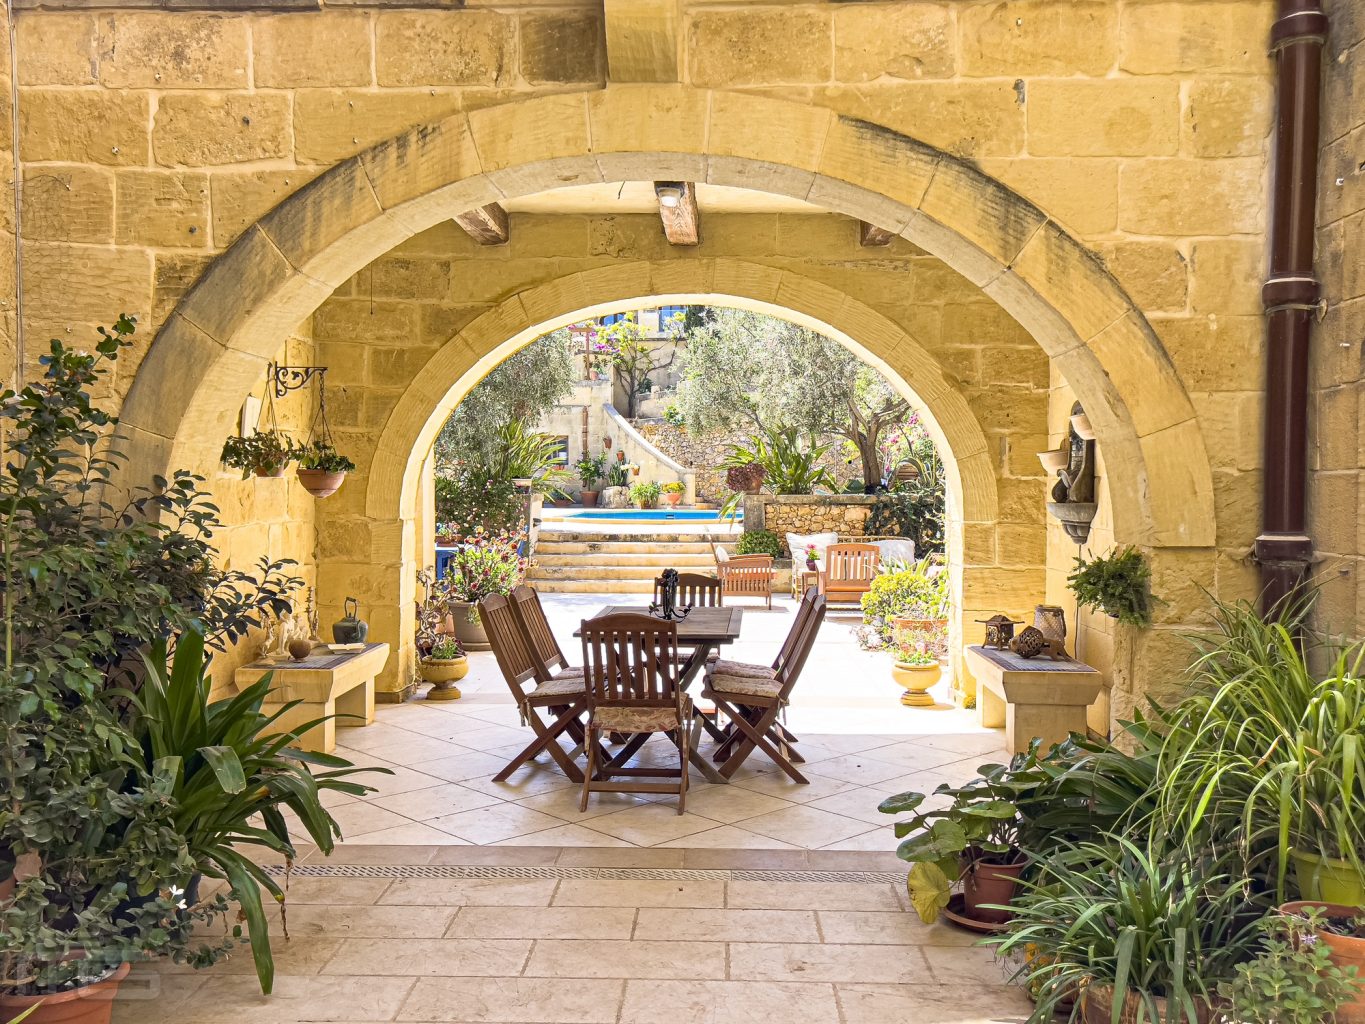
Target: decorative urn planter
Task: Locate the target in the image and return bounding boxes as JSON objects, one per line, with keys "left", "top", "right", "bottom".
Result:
{"left": 0, "top": 961, "right": 132, "bottom": 1024}
{"left": 419, "top": 655, "right": 468, "bottom": 701}
{"left": 890, "top": 661, "right": 940, "bottom": 707}
{"left": 448, "top": 602, "right": 490, "bottom": 650}
{"left": 296, "top": 468, "right": 346, "bottom": 498}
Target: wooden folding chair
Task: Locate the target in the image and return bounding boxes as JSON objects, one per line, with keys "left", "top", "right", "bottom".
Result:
{"left": 508, "top": 584, "right": 582, "bottom": 683}
{"left": 652, "top": 572, "right": 722, "bottom": 609}
{"left": 703, "top": 592, "right": 827, "bottom": 783}
{"left": 579, "top": 612, "right": 691, "bottom": 814}
{"left": 480, "top": 593, "right": 590, "bottom": 783}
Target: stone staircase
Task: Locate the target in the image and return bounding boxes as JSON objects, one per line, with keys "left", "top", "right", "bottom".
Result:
{"left": 529, "top": 530, "right": 733, "bottom": 593}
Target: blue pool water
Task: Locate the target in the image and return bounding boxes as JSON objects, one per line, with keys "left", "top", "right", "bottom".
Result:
{"left": 570, "top": 510, "right": 739, "bottom": 522}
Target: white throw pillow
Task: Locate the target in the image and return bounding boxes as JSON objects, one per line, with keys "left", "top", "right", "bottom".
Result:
{"left": 872, "top": 538, "right": 917, "bottom": 566}
{"left": 786, "top": 531, "right": 839, "bottom": 566}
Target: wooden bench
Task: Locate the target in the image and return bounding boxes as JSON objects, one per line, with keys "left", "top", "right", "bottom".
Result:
{"left": 965, "top": 644, "right": 1102, "bottom": 753}
{"left": 234, "top": 643, "right": 390, "bottom": 753}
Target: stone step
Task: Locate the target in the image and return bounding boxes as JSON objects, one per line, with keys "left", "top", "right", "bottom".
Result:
{"left": 531, "top": 564, "right": 697, "bottom": 581}
{"left": 537, "top": 532, "right": 735, "bottom": 546}
{"left": 533, "top": 552, "right": 716, "bottom": 568}
{"left": 536, "top": 540, "right": 726, "bottom": 555}
{"left": 531, "top": 578, "right": 657, "bottom": 594}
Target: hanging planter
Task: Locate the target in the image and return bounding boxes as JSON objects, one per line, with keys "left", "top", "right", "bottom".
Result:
{"left": 220, "top": 430, "right": 293, "bottom": 479}
{"left": 295, "top": 441, "right": 355, "bottom": 498}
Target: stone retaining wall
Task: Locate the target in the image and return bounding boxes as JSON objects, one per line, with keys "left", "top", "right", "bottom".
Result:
{"left": 742, "top": 494, "right": 877, "bottom": 556}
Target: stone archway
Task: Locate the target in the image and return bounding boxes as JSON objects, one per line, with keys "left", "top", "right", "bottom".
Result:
{"left": 350, "top": 260, "right": 1004, "bottom": 693}
{"left": 120, "top": 84, "right": 1215, "bottom": 555}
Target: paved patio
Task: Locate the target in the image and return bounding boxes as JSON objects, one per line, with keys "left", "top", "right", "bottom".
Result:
{"left": 309, "top": 593, "right": 1006, "bottom": 852}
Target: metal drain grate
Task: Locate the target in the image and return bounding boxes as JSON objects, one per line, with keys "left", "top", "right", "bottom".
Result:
{"left": 262, "top": 863, "right": 902, "bottom": 884}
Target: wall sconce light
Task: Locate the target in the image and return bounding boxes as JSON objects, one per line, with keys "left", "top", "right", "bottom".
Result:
{"left": 654, "top": 182, "right": 685, "bottom": 208}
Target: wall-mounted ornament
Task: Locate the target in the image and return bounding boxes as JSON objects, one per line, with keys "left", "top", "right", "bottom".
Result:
{"left": 269, "top": 361, "right": 328, "bottom": 398}
{"left": 1043, "top": 401, "right": 1099, "bottom": 545}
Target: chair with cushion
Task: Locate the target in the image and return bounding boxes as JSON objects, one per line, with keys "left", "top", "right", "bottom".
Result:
{"left": 578, "top": 612, "right": 691, "bottom": 814}
{"left": 819, "top": 543, "right": 881, "bottom": 605}
{"left": 508, "top": 584, "right": 583, "bottom": 684}
{"left": 480, "top": 592, "right": 591, "bottom": 783}
{"left": 703, "top": 590, "right": 827, "bottom": 782}
{"left": 710, "top": 541, "right": 774, "bottom": 610}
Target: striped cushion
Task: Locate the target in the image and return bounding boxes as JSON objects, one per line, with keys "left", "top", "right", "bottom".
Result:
{"left": 708, "top": 674, "right": 782, "bottom": 699}
{"left": 707, "top": 659, "right": 775, "bottom": 680}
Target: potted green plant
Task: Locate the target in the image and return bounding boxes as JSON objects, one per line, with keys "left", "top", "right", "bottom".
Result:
{"left": 574, "top": 451, "right": 608, "bottom": 507}
{"left": 221, "top": 429, "right": 293, "bottom": 478}
{"left": 889, "top": 629, "right": 941, "bottom": 707}
{"left": 441, "top": 532, "right": 530, "bottom": 650}
{"left": 294, "top": 439, "right": 356, "bottom": 498}
{"left": 861, "top": 556, "right": 950, "bottom": 647}
{"left": 629, "top": 480, "right": 661, "bottom": 509}
{"left": 1068, "top": 546, "right": 1154, "bottom": 626}
{"left": 735, "top": 529, "right": 782, "bottom": 559}
{"left": 1222, "top": 906, "right": 1361, "bottom": 1024}
{"left": 419, "top": 635, "right": 468, "bottom": 701}
{"left": 722, "top": 423, "right": 836, "bottom": 495}
{"left": 660, "top": 481, "right": 686, "bottom": 507}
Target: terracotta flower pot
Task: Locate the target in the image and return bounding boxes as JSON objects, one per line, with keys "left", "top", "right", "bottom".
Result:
{"left": 579, "top": 490, "right": 599, "bottom": 507}
{"left": 662, "top": 492, "right": 683, "bottom": 506}
{"left": 448, "top": 601, "right": 490, "bottom": 651}
{"left": 253, "top": 463, "right": 287, "bottom": 478}
{"left": 1282, "top": 901, "right": 1365, "bottom": 1024}
{"left": 960, "top": 854, "right": 1026, "bottom": 924}
{"left": 420, "top": 656, "right": 468, "bottom": 701}
{"left": 0, "top": 961, "right": 131, "bottom": 1024}
{"left": 1081, "top": 984, "right": 1217, "bottom": 1024}
{"left": 890, "top": 661, "right": 939, "bottom": 707}
{"left": 296, "top": 468, "right": 346, "bottom": 498}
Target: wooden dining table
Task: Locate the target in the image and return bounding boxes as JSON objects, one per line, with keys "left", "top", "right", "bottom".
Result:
{"left": 574, "top": 604, "right": 744, "bottom": 784}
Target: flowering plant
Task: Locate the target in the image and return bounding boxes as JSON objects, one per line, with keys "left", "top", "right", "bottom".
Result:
{"left": 442, "top": 531, "right": 531, "bottom": 605}
{"left": 426, "top": 635, "right": 466, "bottom": 661}
{"left": 804, "top": 544, "right": 818, "bottom": 569}
{"left": 891, "top": 625, "right": 945, "bottom": 665}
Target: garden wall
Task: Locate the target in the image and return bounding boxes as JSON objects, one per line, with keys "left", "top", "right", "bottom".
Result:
{"left": 743, "top": 494, "right": 878, "bottom": 556}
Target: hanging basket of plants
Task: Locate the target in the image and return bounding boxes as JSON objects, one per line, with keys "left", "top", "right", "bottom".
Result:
{"left": 220, "top": 375, "right": 294, "bottom": 478}
{"left": 294, "top": 376, "right": 355, "bottom": 499}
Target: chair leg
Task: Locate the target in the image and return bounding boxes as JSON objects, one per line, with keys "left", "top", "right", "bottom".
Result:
{"left": 580, "top": 725, "right": 597, "bottom": 812}
{"left": 722, "top": 707, "right": 809, "bottom": 784}
{"left": 494, "top": 705, "right": 586, "bottom": 783}
{"left": 676, "top": 724, "right": 689, "bottom": 815}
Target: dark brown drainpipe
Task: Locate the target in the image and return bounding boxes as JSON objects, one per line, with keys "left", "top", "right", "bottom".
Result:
{"left": 1257, "top": 0, "right": 1329, "bottom": 614}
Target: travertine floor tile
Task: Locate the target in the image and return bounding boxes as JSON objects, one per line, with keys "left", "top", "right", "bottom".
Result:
{"left": 735, "top": 804, "right": 874, "bottom": 848}
{"left": 635, "top": 907, "right": 821, "bottom": 943}
{"left": 618, "top": 979, "right": 841, "bottom": 1024}
{"left": 369, "top": 782, "right": 503, "bottom": 820}
{"left": 552, "top": 878, "right": 726, "bottom": 909}
{"left": 836, "top": 982, "right": 1034, "bottom": 1023}
{"left": 281, "top": 904, "right": 456, "bottom": 939}
{"left": 319, "top": 937, "right": 531, "bottom": 977}
{"left": 424, "top": 802, "right": 567, "bottom": 844}
{"left": 381, "top": 877, "right": 557, "bottom": 907}
{"left": 190, "top": 975, "right": 415, "bottom": 1022}
{"left": 727, "top": 880, "right": 903, "bottom": 912}
{"left": 524, "top": 939, "right": 727, "bottom": 980}
{"left": 445, "top": 906, "right": 637, "bottom": 940}
{"left": 729, "top": 940, "right": 933, "bottom": 984}
{"left": 397, "top": 976, "right": 623, "bottom": 1023}
{"left": 580, "top": 802, "right": 721, "bottom": 845}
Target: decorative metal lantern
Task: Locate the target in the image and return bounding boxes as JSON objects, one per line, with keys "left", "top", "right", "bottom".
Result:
{"left": 1034, "top": 604, "right": 1067, "bottom": 655}
{"left": 977, "top": 614, "right": 1023, "bottom": 650}
{"left": 1010, "top": 626, "right": 1047, "bottom": 659}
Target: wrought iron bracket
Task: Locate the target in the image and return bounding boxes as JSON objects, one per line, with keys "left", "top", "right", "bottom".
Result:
{"left": 269, "top": 362, "right": 327, "bottom": 398}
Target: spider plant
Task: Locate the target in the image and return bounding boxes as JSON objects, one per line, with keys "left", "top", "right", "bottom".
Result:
{"left": 1154, "top": 598, "right": 1365, "bottom": 902}
{"left": 721, "top": 423, "right": 837, "bottom": 495}
{"left": 990, "top": 836, "right": 1263, "bottom": 1023}
{"left": 119, "top": 628, "right": 389, "bottom": 993}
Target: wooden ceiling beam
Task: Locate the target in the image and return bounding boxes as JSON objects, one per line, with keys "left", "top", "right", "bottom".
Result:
{"left": 859, "top": 221, "right": 896, "bottom": 247}
{"left": 656, "top": 181, "right": 699, "bottom": 246}
{"left": 453, "top": 203, "right": 509, "bottom": 245}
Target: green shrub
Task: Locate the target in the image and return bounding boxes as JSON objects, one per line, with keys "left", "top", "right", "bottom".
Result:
{"left": 860, "top": 558, "right": 949, "bottom": 644}
{"left": 1068, "top": 546, "right": 1154, "bottom": 626}
{"left": 866, "top": 483, "right": 944, "bottom": 556}
{"left": 736, "top": 529, "right": 782, "bottom": 559}
{"left": 435, "top": 468, "right": 524, "bottom": 536}
{"left": 721, "top": 423, "right": 836, "bottom": 495}
{"left": 629, "top": 480, "right": 662, "bottom": 507}
{"left": 1217, "top": 908, "right": 1360, "bottom": 1024}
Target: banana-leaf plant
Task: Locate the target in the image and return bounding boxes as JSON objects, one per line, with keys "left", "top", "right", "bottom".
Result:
{"left": 119, "top": 628, "right": 390, "bottom": 993}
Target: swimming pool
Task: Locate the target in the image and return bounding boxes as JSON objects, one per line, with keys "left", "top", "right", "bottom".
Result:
{"left": 568, "top": 509, "right": 740, "bottom": 522}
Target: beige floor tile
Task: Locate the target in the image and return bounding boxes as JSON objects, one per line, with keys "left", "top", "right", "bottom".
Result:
{"left": 397, "top": 976, "right": 623, "bottom": 1023}
{"left": 836, "top": 982, "right": 1034, "bottom": 1023}
{"left": 553, "top": 878, "right": 726, "bottom": 909}
{"left": 281, "top": 904, "right": 456, "bottom": 939}
{"left": 513, "top": 785, "right": 655, "bottom": 821}
{"left": 804, "top": 786, "right": 900, "bottom": 825}
{"left": 493, "top": 823, "right": 634, "bottom": 847}
{"left": 381, "top": 877, "right": 557, "bottom": 907}
{"left": 276, "top": 877, "right": 394, "bottom": 906}
{"left": 817, "top": 827, "right": 896, "bottom": 851}
{"left": 320, "top": 937, "right": 530, "bottom": 977}
{"left": 310, "top": 844, "right": 440, "bottom": 865}
{"left": 669, "top": 784, "right": 794, "bottom": 823}
{"left": 444, "top": 723, "right": 539, "bottom": 751}
{"left": 111, "top": 971, "right": 207, "bottom": 1023}
{"left": 803, "top": 753, "right": 912, "bottom": 787}
{"left": 730, "top": 770, "right": 859, "bottom": 804}
{"left": 861, "top": 738, "right": 984, "bottom": 772}
{"left": 157, "top": 939, "right": 344, "bottom": 977}
{"left": 425, "top": 802, "right": 568, "bottom": 844}
{"left": 363, "top": 734, "right": 477, "bottom": 765}
{"left": 457, "top": 766, "right": 579, "bottom": 799}
{"left": 618, "top": 979, "right": 840, "bottom": 1024}
{"left": 446, "top": 906, "right": 637, "bottom": 940}
{"left": 525, "top": 938, "right": 727, "bottom": 980}
{"left": 635, "top": 907, "right": 820, "bottom": 943}
{"left": 816, "top": 910, "right": 953, "bottom": 945}
{"left": 407, "top": 750, "right": 521, "bottom": 783}
{"left": 326, "top": 801, "right": 417, "bottom": 840}
{"left": 331, "top": 722, "right": 428, "bottom": 753}
{"left": 554, "top": 848, "right": 686, "bottom": 867}
{"left": 654, "top": 824, "right": 802, "bottom": 849}
{"left": 799, "top": 733, "right": 907, "bottom": 755}
{"left": 351, "top": 765, "right": 460, "bottom": 800}
{"left": 920, "top": 942, "right": 1010, "bottom": 983}
{"left": 727, "top": 880, "right": 903, "bottom": 912}
{"left": 730, "top": 941, "right": 932, "bottom": 984}
{"left": 735, "top": 804, "right": 874, "bottom": 848}
{"left": 191, "top": 975, "right": 416, "bottom": 1022}
{"left": 579, "top": 802, "right": 720, "bottom": 845}
{"left": 344, "top": 822, "right": 475, "bottom": 845}
{"left": 428, "top": 846, "right": 561, "bottom": 866}
{"left": 369, "top": 782, "right": 503, "bottom": 820}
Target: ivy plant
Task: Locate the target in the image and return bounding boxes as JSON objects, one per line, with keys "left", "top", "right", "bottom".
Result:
{"left": 1068, "top": 545, "right": 1155, "bottom": 626}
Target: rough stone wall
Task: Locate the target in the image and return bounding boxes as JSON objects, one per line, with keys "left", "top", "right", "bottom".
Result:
{"left": 1310, "top": 0, "right": 1364, "bottom": 640}
{"left": 746, "top": 495, "right": 877, "bottom": 556}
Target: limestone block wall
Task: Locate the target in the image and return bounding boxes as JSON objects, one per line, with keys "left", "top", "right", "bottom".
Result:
{"left": 1310, "top": 0, "right": 1365, "bottom": 640}
{"left": 743, "top": 495, "right": 877, "bottom": 555}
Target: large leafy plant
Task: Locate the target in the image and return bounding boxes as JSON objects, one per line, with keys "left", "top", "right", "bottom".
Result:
{"left": 1216, "top": 908, "right": 1359, "bottom": 1024}
{"left": 866, "top": 480, "right": 945, "bottom": 556}
{"left": 121, "top": 629, "right": 385, "bottom": 993}
{"left": 1068, "top": 546, "right": 1154, "bottom": 626}
{"left": 442, "top": 533, "right": 530, "bottom": 605}
{"left": 722, "top": 423, "right": 836, "bottom": 495}
{"left": 860, "top": 557, "right": 949, "bottom": 645}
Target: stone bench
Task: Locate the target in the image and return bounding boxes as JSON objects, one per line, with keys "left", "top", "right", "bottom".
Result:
{"left": 966, "top": 644, "right": 1102, "bottom": 754}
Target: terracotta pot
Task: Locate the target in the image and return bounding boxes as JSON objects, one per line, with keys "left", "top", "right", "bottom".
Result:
{"left": 579, "top": 490, "right": 599, "bottom": 508}
{"left": 891, "top": 662, "right": 939, "bottom": 707}
{"left": 1081, "top": 984, "right": 1217, "bottom": 1024}
{"left": 448, "top": 601, "right": 490, "bottom": 651}
{"left": 296, "top": 468, "right": 346, "bottom": 498}
{"left": 1282, "top": 901, "right": 1365, "bottom": 1024}
{"left": 661, "top": 492, "right": 683, "bottom": 506}
{"left": 891, "top": 617, "right": 949, "bottom": 636}
{"left": 253, "top": 463, "right": 286, "bottom": 478}
{"left": 420, "top": 656, "right": 468, "bottom": 701}
{"left": 960, "top": 854, "right": 1026, "bottom": 924}
{"left": 0, "top": 961, "right": 131, "bottom": 1024}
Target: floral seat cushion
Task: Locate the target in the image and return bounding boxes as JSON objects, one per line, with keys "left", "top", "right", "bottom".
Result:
{"left": 530, "top": 674, "right": 587, "bottom": 699}
{"left": 706, "top": 658, "right": 776, "bottom": 680}
{"left": 707, "top": 674, "right": 783, "bottom": 699}
{"left": 592, "top": 705, "right": 682, "bottom": 733}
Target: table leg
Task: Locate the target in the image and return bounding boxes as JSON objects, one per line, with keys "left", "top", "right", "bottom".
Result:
{"left": 676, "top": 643, "right": 729, "bottom": 785}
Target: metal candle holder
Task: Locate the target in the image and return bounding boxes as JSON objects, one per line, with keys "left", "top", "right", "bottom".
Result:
{"left": 649, "top": 568, "right": 692, "bottom": 621}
